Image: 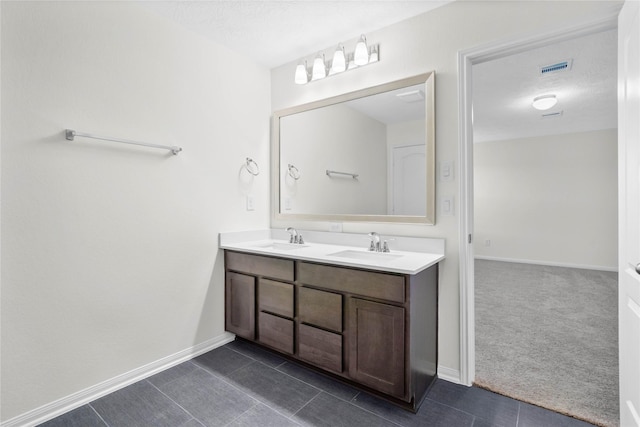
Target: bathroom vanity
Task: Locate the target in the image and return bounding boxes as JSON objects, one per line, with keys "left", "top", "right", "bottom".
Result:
{"left": 219, "top": 229, "right": 444, "bottom": 412}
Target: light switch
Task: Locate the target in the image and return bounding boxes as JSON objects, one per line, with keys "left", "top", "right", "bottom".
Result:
{"left": 440, "top": 195, "right": 454, "bottom": 216}
{"left": 440, "top": 161, "right": 454, "bottom": 182}
{"left": 284, "top": 197, "right": 292, "bottom": 210}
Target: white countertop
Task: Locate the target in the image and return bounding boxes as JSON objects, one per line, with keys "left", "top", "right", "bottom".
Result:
{"left": 219, "top": 229, "right": 445, "bottom": 275}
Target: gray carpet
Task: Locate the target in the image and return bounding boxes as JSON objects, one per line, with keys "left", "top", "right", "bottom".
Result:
{"left": 474, "top": 260, "right": 619, "bottom": 427}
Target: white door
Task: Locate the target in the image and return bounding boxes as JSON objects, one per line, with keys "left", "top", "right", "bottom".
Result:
{"left": 391, "top": 144, "right": 426, "bottom": 215}
{"left": 618, "top": 1, "right": 640, "bottom": 426}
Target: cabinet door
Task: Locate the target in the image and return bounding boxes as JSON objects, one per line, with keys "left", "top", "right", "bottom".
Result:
{"left": 225, "top": 272, "right": 255, "bottom": 340}
{"left": 348, "top": 298, "right": 405, "bottom": 399}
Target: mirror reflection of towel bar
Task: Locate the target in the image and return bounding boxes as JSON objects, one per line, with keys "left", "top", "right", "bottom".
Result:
{"left": 326, "top": 170, "right": 358, "bottom": 179}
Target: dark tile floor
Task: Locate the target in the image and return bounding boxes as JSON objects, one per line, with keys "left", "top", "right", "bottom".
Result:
{"left": 40, "top": 340, "right": 596, "bottom": 427}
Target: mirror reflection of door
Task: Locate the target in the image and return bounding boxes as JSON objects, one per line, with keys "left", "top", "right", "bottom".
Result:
{"left": 391, "top": 144, "right": 426, "bottom": 215}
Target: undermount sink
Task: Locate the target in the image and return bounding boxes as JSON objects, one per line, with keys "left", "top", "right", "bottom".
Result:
{"left": 254, "top": 241, "right": 309, "bottom": 251}
{"left": 327, "top": 249, "right": 403, "bottom": 262}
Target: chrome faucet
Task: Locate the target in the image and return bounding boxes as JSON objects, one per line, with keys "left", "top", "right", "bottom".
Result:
{"left": 368, "top": 232, "right": 390, "bottom": 252}
{"left": 368, "top": 232, "right": 381, "bottom": 252}
{"left": 286, "top": 227, "right": 304, "bottom": 244}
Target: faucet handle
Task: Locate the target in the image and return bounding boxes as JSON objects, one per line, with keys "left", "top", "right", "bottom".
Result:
{"left": 382, "top": 241, "right": 390, "bottom": 252}
{"left": 369, "top": 241, "right": 376, "bottom": 251}
{"left": 298, "top": 234, "right": 304, "bottom": 244}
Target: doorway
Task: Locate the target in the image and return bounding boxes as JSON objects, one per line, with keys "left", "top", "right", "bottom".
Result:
{"left": 457, "top": 13, "right": 620, "bottom": 427}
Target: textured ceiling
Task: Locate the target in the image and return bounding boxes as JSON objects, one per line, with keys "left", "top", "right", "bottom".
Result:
{"left": 141, "top": 1, "right": 452, "bottom": 68}
{"left": 472, "top": 28, "right": 618, "bottom": 143}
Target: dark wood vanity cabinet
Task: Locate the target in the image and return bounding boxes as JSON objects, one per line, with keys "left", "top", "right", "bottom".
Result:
{"left": 349, "top": 297, "right": 405, "bottom": 398}
{"left": 225, "top": 272, "right": 255, "bottom": 340}
{"left": 224, "top": 250, "right": 438, "bottom": 412}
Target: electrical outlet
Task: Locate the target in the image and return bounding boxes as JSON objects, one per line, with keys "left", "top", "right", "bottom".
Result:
{"left": 329, "top": 222, "right": 343, "bottom": 232}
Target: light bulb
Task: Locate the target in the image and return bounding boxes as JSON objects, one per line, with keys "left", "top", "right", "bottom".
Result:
{"left": 532, "top": 94, "right": 558, "bottom": 110}
{"left": 331, "top": 45, "right": 346, "bottom": 73}
{"left": 354, "top": 34, "right": 369, "bottom": 66}
{"left": 369, "top": 45, "right": 378, "bottom": 63}
{"left": 312, "top": 54, "right": 326, "bottom": 80}
{"left": 294, "top": 62, "right": 308, "bottom": 84}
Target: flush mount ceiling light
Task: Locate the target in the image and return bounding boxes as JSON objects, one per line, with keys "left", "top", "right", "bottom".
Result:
{"left": 294, "top": 34, "right": 380, "bottom": 85}
{"left": 532, "top": 94, "right": 558, "bottom": 110}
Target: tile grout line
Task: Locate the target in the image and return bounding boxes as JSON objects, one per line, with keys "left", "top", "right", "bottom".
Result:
{"left": 191, "top": 361, "right": 304, "bottom": 423}
{"left": 221, "top": 403, "right": 262, "bottom": 427}
{"left": 145, "top": 378, "right": 216, "bottom": 427}
{"left": 343, "top": 397, "right": 406, "bottom": 427}
{"left": 144, "top": 347, "right": 299, "bottom": 425}
{"left": 289, "top": 390, "right": 322, "bottom": 420}
{"left": 88, "top": 403, "right": 111, "bottom": 427}
{"left": 223, "top": 344, "right": 418, "bottom": 427}
{"left": 422, "top": 397, "right": 488, "bottom": 424}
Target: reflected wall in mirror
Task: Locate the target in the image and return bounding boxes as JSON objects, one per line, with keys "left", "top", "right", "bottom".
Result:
{"left": 272, "top": 72, "right": 435, "bottom": 224}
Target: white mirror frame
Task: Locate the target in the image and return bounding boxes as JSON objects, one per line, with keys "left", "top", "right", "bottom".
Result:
{"left": 271, "top": 72, "right": 435, "bottom": 224}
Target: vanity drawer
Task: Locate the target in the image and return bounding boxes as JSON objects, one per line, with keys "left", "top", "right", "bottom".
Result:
{"left": 298, "top": 324, "right": 342, "bottom": 373}
{"left": 226, "top": 251, "right": 294, "bottom": 282}
{"left": 299, "top": 287, "right": 342, "bottom": 332}
{"left": 259, "top": 279, "right": 294, "bottom": 318}
{"left": 298, "top": 262, "right": 405, "bottom": 303}
{"left": 258, "top": 312, "right": 294, "bottom": 354}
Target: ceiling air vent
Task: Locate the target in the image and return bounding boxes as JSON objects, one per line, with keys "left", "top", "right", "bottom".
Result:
{"left": 541, "top": 111, "right": 563, "bottom": 119}
{"left": 539, "top": 59, "right": 573, "bottom": 76}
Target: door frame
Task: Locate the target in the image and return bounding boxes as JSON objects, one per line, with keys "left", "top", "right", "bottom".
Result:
{"left": 457, "top": 15, "right": 619, "bottom": 386}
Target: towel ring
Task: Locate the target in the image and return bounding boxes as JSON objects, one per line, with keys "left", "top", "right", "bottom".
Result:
{"left": 288, "top": 164, "right": 300, "bottom": 180}
{"left": 245, "top": 157, "right": 259, "bottom": 176}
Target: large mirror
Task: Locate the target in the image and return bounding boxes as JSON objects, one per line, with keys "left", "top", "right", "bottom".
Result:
{"left": 272, "top": 72, "right": 435, "bottom": 224}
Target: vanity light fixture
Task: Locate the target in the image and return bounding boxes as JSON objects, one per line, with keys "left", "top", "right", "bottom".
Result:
{"left": 532, "top": 94, "right": 558, "bottom": 110}
{"left": 354, "top": 34, "right": 369, "bottom": 65}
{"left": 295, "top": 61, "right": 309, "bottom": 84}
{"left": 330, "top": 45, "right": 346, "bottom": 74}
{"left": 312, "top": 53, "right": 327, "bottom": 81}
{"left": 369, "top": 45, "right": 379, "bottom": 63}
{"left": 294, "top": 34, "right": 380, "bottom": 85}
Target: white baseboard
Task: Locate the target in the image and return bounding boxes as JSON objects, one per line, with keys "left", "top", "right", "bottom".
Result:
{"left": 474, "top": 255, "right": 618, "bottom": 272}
{"left": 1, "top": 332, "right": 235, "bottom": 427}
{"left": 437, "top": 365, "right": 462, "bottom": 384}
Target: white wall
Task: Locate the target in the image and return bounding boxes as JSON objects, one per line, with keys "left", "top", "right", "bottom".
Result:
{"left": 271, "top": 1, "right": 622, "bottom": 378}
{"left": 280, "top": 103, "right": 386, "bottom": 215}
{"left": 1, "top": 1, "right": 270, "bottom": 422}
{"left": 474, "top": 129, "right": 618, "bottom": 270}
